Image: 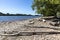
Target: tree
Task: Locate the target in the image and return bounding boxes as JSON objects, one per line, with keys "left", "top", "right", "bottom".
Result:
{"left": 32, "top": 0, "right": 60, "bottom": 17}
{"left": 0, "top": 12, "right": 4, "bottom": 16}
{"left": 7, "top": 13, "right": 10, "bottom": 15}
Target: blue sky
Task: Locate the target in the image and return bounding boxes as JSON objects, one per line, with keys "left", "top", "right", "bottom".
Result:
{"left": 0, "top": 0, "right": 36, "bottom": 15}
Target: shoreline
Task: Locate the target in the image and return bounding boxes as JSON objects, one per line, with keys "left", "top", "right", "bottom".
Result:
{"left": 0, "top": 17, "right": 60, "bottom": 40}
{"left": 0, "top": 17, "right": 60, "bottom": 33}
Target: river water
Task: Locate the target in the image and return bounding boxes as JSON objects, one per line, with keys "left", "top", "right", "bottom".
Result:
{"left": 0, "top": 16, "right": 40, "bottom": 22}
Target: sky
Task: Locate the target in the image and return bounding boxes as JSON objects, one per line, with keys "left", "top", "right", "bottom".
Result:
{"left": 0, "top": 0, "right": 36, "bottom": 15}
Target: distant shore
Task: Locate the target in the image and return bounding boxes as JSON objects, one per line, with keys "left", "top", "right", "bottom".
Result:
{"left": 0, "top": 12, "right": 40, "bottom": 16}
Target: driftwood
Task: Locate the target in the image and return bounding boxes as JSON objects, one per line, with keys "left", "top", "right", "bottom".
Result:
{"left": 0, "top": 31, "right": 21, "bottom": 36}
{"left": 1, "top": 32, "right": 60, "bottom": 36}
{"left": 50, "top": 22, "right": 60, "bottom": 26}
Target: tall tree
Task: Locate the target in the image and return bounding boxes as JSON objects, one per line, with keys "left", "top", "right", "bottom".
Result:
{"left": 32, "top": 0, "right": 60, "bottom": 17}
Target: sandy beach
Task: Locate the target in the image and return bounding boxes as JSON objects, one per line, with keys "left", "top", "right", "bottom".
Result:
{"left": 0, "top": 17, "right": 60, "bottom": 40}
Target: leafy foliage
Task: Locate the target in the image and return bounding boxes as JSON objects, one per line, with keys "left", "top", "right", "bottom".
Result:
{"left": 32, "top": 0, "right": 60, "bottom": 16}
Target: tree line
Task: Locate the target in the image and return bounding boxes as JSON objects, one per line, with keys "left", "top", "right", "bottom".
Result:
{"left": 0, "top": 12, "right": 32, "bottom": 16}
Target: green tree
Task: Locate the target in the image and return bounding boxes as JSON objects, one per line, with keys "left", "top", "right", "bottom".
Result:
{"left": 32, "top": 0, "right": 60, "bottom": 17}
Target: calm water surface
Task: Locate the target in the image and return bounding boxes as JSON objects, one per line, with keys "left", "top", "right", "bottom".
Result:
{"left": 0, "top": 16, "right": 40, "bottom": 22}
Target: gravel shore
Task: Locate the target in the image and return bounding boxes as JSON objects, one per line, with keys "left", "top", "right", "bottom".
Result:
{"left": 0, "top": 17, "right": 60, "bottom": 40}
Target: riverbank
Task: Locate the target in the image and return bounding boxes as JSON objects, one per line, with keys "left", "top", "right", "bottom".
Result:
{"left": 0, "top": 16, "right": 60, "bottom": 33}
{"left": 0, "top": 17, "right": 60, "bottom": 40}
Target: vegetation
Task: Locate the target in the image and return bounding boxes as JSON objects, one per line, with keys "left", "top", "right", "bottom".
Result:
{"left": 0, "top": 12, "right": 32, "bottom": 16}
{"left": 32, "top": 0, "right": 60, "bottom": 17}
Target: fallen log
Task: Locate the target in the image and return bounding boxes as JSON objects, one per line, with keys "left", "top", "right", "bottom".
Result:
{"left": 0, "top": 32, "right": 60, "bottom": 36}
